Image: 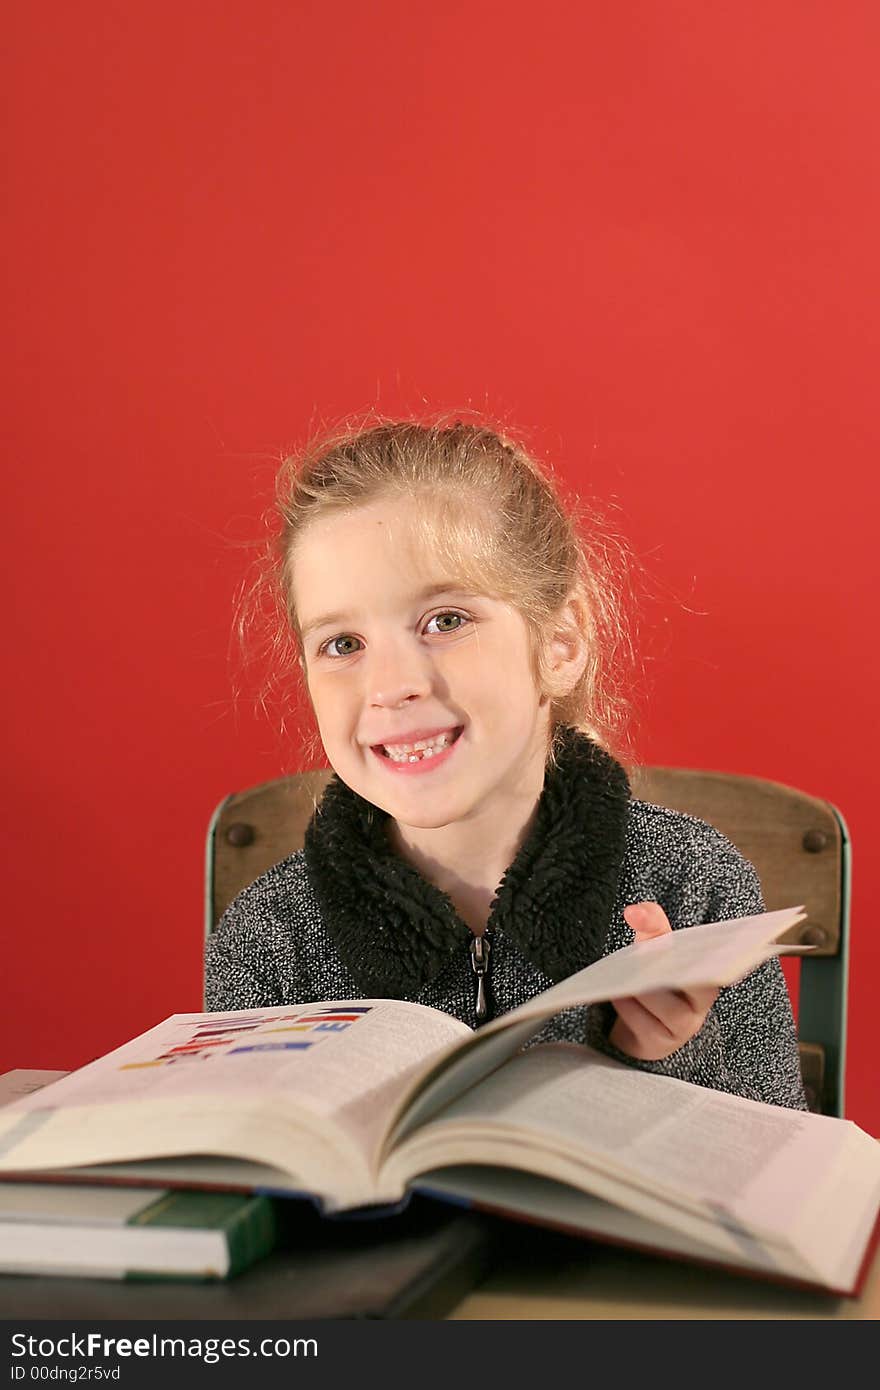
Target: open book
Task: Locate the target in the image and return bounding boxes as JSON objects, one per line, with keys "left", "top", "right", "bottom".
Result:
{"left": 1, "top": 907, "right": 877, "bottom": 1295}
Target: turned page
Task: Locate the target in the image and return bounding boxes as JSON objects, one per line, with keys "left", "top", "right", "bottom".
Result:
{"left": 388, "top": 906, "right": 806, "bottom": 1143}
{"left": 0, "top": 1000, "right": 470, "bottom": 1189}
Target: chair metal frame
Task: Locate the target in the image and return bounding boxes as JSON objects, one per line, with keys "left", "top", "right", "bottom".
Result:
{"left": 798, "top": 803, "right": 850, "bottom": 1117}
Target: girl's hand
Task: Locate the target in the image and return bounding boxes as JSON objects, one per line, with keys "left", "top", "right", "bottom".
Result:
{"left": 608, "top": 902, "right": 719, "bottom": 1060}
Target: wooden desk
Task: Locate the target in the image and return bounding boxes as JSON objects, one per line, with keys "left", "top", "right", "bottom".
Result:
{"left": 448, "top": 1228, "right": 880, "bottom": 1320}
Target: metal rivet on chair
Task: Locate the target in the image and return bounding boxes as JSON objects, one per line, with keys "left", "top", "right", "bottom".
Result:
{"left": 800, "top": 924, "right": 828, "bottom": 949}
{"left": 225, "top": 822, "right": 255, "bottom": 848}
{"left": 803, "top": 829, "right": 829, "bottom": 853}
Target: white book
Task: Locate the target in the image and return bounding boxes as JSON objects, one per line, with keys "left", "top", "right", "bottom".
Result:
{"left": 0, "top": 1183, "right": 279, "bottom": 1280}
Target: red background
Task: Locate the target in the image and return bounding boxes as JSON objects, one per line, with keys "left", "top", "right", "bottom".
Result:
{"left": 3, "top": 2, "right": 877, "bottom": 1133}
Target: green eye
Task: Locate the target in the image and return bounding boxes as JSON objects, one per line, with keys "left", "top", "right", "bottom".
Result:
{"left": 323, "top": 634, "right": 362, "bottom": 658}
{"left": 427, "top": 612, "right": 468, "bottom": 634}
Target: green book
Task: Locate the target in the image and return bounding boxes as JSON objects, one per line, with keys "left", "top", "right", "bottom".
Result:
{"left": 0, "top": 1183, "right": 279, "bottom": 1281}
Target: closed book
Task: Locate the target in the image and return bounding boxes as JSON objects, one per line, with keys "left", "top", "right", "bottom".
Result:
{"left": 0, "top": 1183, "right": 279, "bottom": 1281}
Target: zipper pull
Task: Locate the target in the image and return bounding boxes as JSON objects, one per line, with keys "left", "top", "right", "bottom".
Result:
{"left": 469, "top": 932, "right": 492, "bottom": 1024}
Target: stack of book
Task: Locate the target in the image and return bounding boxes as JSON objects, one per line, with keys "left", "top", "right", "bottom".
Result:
{"left": 1, "top": 908, "right": 878, "bottom": 1298}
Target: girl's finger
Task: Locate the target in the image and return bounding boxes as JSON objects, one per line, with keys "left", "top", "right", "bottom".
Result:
{"left": 609, "top": 996, "right": 676, "bottom": 1059}
{"left": 609, "top": 985, "right": 719, "bottom": 1059}
{"left": 633, "top": 986, "right": 719, "bottom": 1034}
{"left": 623, "top": 901, "right": 672, "bottom": 939}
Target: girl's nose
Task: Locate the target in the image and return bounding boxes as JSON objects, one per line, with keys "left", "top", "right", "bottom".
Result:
{"left": 367, "top": 641, "right": 433, "bottom": 709}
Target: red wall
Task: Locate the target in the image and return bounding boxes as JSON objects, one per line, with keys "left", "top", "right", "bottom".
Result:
{"left": 3, "top": 2, "right": 878, "bottom": 1133}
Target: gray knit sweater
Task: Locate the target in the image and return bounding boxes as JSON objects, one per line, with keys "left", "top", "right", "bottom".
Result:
{"left": 205, "top": 729, "right": 807, "bottom": 1110}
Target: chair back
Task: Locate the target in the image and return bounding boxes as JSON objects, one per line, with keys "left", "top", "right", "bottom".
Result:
{"left": 206, "top": 764, "right": 850, "bottom": 1116}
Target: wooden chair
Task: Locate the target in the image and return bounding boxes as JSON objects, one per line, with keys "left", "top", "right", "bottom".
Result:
{"left": 206, "top": 765, "right": 850, "bottom": 1117}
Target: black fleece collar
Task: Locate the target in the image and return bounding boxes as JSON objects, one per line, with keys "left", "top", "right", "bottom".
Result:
{"left": 302, "top": 726, "right": 631, "bottom": 997}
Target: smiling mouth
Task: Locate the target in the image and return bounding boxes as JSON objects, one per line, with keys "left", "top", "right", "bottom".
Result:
{"left": 374, "top": 727, "right": 463, "bottom": 763}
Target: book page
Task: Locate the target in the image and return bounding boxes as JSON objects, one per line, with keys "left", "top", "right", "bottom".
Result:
{"left": 386, "top": 906, "right": 806, "bottom": 1144}
{"left": 0, "top": 1072, "right": 70, "bottom": 1107}
{"left": 0, "top": 1000, "right": 469, "bottom": 1200}
{"left": 401, "top": 1045, "right": 815, "bottom": 1213}
{"left": 414, "top": 1166, "right": 772, "bottom": 1272}
{"left": 386, "top": 1044, "right": 880, "bottom": 1284}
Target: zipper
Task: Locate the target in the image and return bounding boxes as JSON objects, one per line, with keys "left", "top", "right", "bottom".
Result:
{"left": 469, "top": 931, "right": 493, "bottom": 1025}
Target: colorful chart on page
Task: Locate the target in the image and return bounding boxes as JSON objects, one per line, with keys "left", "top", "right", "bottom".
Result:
{"left": 119, "top": 1007, "right": 374, "bottom": 1070}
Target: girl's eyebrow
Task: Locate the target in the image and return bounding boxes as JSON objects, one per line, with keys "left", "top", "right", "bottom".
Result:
{"left": 300, "top": 584, "right": 480, "bottom": 640}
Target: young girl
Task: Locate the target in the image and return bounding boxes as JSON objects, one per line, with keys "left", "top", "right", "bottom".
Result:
{"left": 206, "top": 418, "right": 807, "bottom": 1109}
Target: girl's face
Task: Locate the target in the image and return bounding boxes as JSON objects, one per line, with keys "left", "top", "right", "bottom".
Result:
{"left": 291, "top": 496, "right": 553, "bottom": 835}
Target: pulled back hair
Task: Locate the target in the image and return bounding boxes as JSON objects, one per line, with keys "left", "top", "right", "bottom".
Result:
{"left": 240, "top": 413, "right": 637, "bottom": 770}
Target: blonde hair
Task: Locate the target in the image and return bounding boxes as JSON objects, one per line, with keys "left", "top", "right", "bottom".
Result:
{"left": 239, "top": 413, "right": 638, "bottom": 769}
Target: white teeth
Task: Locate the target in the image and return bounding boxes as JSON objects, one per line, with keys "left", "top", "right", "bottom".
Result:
{"left": 382, "top": 730, "right": 456, "bottom": 762}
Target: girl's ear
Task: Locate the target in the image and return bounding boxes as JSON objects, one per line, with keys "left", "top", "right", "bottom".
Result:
{"left": 541, "top": 593, "right": 591, "bottom": 698}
